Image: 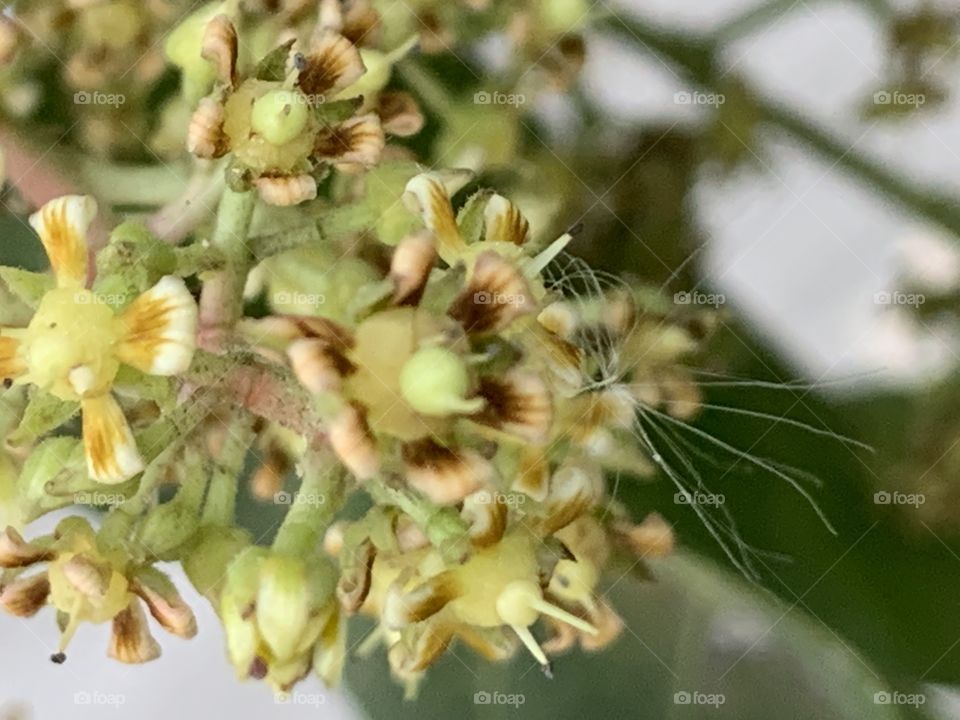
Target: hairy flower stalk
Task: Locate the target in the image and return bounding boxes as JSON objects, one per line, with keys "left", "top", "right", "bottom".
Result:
{"left": 0, "top": 1, "right": 704, "bottom": 698}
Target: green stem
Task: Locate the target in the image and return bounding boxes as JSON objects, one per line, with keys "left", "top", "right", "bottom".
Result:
{"left": 272, "top": 449, "right": 345, "bottom": 556}
{"left": 120, "top": 439, "right": 184, "bottom": 516}
{"left": 601, "top": 14, "right": 960, "bottom": 239}
{"left": 174, "top": 244, "right": 226, "bottom": 276}
{"left": 399, "top": 61, "right": 454, "bottom": 113}
{"left": 248, "top": 203, "right": 377, "bottom": 260}
{"left": 365, "top": 477, "right": 469, "bottom": 562}
{"left": 199, "top": 188, "right": 257, "bottom": 350}
{"left": 202, "top": 411, "right": 256, "bottom": 526}
{"left": 79, "top": 159, "right": 189, "bottom": 207}
{"left": 212, "top": 187, "right": 257, "bottom": 255}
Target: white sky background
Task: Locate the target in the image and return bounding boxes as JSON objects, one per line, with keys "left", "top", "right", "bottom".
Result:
{"left": 5, "top": 0, "right": 960, "bottom": 718}
{"left": 583, "top": 0, "right": 960, "bottom": 391}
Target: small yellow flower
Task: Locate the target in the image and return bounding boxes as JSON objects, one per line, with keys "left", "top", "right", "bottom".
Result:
{"left": 0, "top": 196, "right": 198, "bottom": 484}
{"left": 0, "top": 520, "right": 197, "bottom": 663}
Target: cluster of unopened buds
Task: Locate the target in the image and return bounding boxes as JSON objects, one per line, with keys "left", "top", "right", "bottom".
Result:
{"left": 0, "top": 0, "right": 707, "bottom": 699}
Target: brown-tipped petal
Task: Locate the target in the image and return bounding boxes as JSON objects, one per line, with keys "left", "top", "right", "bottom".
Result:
{"left": 108, "top": 600, "right": 162, "bottom": 664}
{"left": 187, "top": 97, "right": 228, "bottom": 159}
{"left": 660, "top": 370, "right": 702, "bottom": 420}
{"left": 0, "top": 573, "right": 50, "bottom": 617}
{"left": 567, "top": 389, "right": 635, "bottom": 447}
{"left": 448, "top": 251, "right": 534, "bottom": 335}
{"left": 317, "top": 0, "right": 344, "bottom": 31}
{"left": 600, "top": 290, "right": 637, "bottom": 337}
{"left": 580, "top": 599, "right": 624, "bottom": 652}
{"left": 336, "top": 538, "right": 375, "bottom": 613}
{"left": 0, "top": 336, "right": 25, "bottom": 382}
{"left": 251, "top": 442, "right": 291, "bottom": 500}
{"left": 299, "top": 31, "right": 366, "bottom": 97}
{"left": 389, "top": 622, "right": 454, "bottom": 675}
{"left": 132, "top": 568, "right": 197, "bottom": 639}
{"left": 342, "top": 0, "right": 382, "bottom": 47}
{"left": 116, "top": 276, "right": 198, "bottom": 376}
{"left": 537, "top": 302, "right": 579, "bottom": 340}
{"left": 456, "top": 626, "right": 519, "bottom": 662}
{"left": 537, "top": 463, "right": 601, "bottom": 536}
{"left": 484, "top": 194, "right": 530, "bottom": 246}
{"left": 460, "top": 490, "right": 507, "bottom": 548}
{"left": 383, "top": 571, "right": 459, "bottom": 629}
{"left": 81, "top": 394, "right": 145, "bottom": 484}
{"left": 541, "top": 616, "right": 578, "bottom": 655}
{"left": 513, "top": 448, "right": 550, "bottom": 502}
{"left": 28, "top": 195, "right": 96, "bottom": 288}
{"left": 329, "top": 404, "right": 379, "bottom": 480}
{"left": 323, "top": 522, "right": 346, "bottom": 557}
{"left": 0, "top": 16, "right": 19, "bottom": 66}
{"left": 389, "top": 231, "right": 436, "bottom": 306}
{"left": 288, "top": 338, "right": 354, "bottom": 395}
{"left": 401, "top": 439, "right": 491, "bottom": 505}
{"left": 246, "top": 315, "right": 355, "bottom": 350}
{"left": 394, "top": 516, "right": 429, "bottom": 553}
{"left": 402, "top": 173, "right": 468, "bottom": 262}
{"left": 0, "top": 527, "right": 52, "bottom": 568}
{"left": 313, "top": 113, "right": 385, "bottom": 167}
{"left": 535, "top": 325, "right": 584, "bottom": 391}
{"left": 201, "top": 14, "right": 238, "bottom": 86}
{"left": 377, "top": 91, "right": 425, "bottom": 137}
{"left": 254, "top": 174, "right": 318, "bottom": 207}
{"left": 474, "top": 370, "right": 552, "bottom": 443}
{"left": 621, "top": 513, "right": 674, "bottom": 559}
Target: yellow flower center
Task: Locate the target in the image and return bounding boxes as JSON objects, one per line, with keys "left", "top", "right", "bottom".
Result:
{"left": 344, "top": 308, "right": 450, "bottom": 440}
{"left": 23, "top": 288, "right": 120, "bottom": 400}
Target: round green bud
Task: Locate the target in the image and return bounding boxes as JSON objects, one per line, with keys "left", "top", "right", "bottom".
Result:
{"left": 542, "top": 0, "right": 590, "bottom": 34}
{"left": 399, "top": 346, "right": 483, "bottom": 416}
{"left": 163, "top": 3, "right": 222, "bottom": 103}
{"left": 250, "top": 90, "right": 310, "bottom": 146}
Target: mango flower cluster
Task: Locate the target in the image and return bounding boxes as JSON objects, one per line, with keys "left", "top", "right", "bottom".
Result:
{"left": 0, "top": 0, "right": 708, "bottom": 699}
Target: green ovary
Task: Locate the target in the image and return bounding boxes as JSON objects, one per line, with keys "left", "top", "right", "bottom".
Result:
{"left": 23, "top": 288, "right": 120, "bottom": 400}
{"left": 224, "top": 80, "right": 315, "bottom": 173}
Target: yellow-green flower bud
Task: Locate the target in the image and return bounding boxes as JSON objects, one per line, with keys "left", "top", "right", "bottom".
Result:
{"left": 256, "top": 555, "right": 310, "bottom": 660}
{"left": 541, "top": 0, "right": 590, "bottom": 34}
{"left": 250, "top": 90, "right": 310, "bottom": 146}
{"left": 137, "top": 501, "right": 200, "bottom": 560}
{"left": 182, "top": 526, "right": 252, "bottom": 604}
{"left": 399, "top": 346, "right": 484, "bottom": 416}
{"left": 164, "top": 3, "right": 224, "bottom": 102}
